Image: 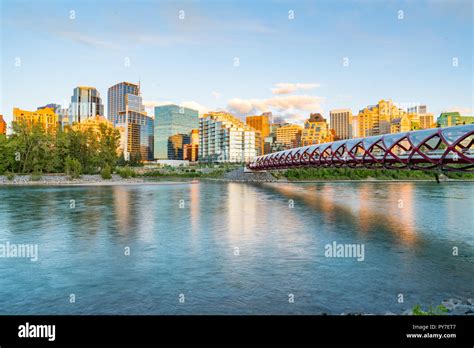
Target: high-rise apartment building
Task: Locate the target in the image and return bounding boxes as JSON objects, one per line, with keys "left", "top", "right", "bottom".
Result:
{"left": 68, "top": 87, "right": 104, "bottom": 124}
{"left": 199, "top": 111, "right": 258, "bottom": 163}
{"left": 301, "top": 113, "right": 331, "bottom": 146}
{"left": 0, "top": 115, "right": 6, "bottom": 135}
{"left": 330, "top": 109, "right": 352, "bottom": 140}
{"left": 276, "top": 124, "right": 303, "bottom": 149}
{"left": 390, "top": 115, "right": 412, "bottom": 133}
{"left": 13, "top": 107, "right": 59, "bottom": 132}
{"left": 357, "top": 99, "right": 405, "bottom": 137}
{"left": 38, "top": 103, "right": 69, "bottom": 129}
{"left": 154, "top": 105, "right": 199, "bottom": 160}
{"left": 246, "top": 113, "right": 270, "bottom": 154}
{"left": 407, "top": 104, "right": 434, "bottom": 129}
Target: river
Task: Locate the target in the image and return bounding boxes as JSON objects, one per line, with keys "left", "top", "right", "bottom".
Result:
{"left": 0, "top": 181, "right": 472, "bottom": 314}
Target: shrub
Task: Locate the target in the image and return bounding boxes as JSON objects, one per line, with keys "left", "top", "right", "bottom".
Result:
{"left": 412, "top": 304, "right": 448, "bottom": 316}
{"left": 101, "top": 164, "right": 112, "bottom": 180}
{"left": 30, "top": 170, "right": 43, "bottom": 181}
{"left": 65, "top": 157, "right": 82, "bottom": 179}
{"left": 5, "top": 171, "right": 15, "bottom": 181}
{"left": 116, "top": 166, "right": 136, "bottom": 179}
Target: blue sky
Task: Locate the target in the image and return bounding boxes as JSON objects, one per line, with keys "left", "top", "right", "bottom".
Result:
{"left": 1, "top": 0, "right": 472, "bottom": 125}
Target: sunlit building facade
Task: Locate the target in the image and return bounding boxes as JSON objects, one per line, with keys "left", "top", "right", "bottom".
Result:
{"left": 357, "top": 99, "right": 404, "bottom": 137}
{"left": 199, "top": 111, "right": 258, "bottom": 163}
{"left": 72, "top": 115, "right": 114, "bottom": 134}
{"left": 246, "top": 113, "right": 270, "bottom": 154}
{"left": 38, "top": 103, "right": 69, "bottom": 130}
{"left": 68, "top": 87, "right": 104, "bottom": 124}
{"left": 154, "top": 105, "right": 199, "bottom": 160}
{"left": 390, "top": 115, "right": 412, "bottom": 134}
{"left": 13, "top": 107, "right": 59, "bottom": 132}
{"left": 183, "top": 129, "right": 199, "bottom": 162}
{"left": 437, "top": 112, "right": 474, "bottom": 127}
{"left": 407, "top": 105, "right": 435, "bottom": 129}
{"left": 301, "top": 113, "right": 332, "bottom": 146}
{"left": 276, "top": 124, "right": 303, "bottom": 149}
{"left": 0, "top": 115, "right": 6, "bottom": 135}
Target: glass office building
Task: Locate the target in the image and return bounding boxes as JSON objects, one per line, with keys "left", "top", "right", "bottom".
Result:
{"left": 115, "top": 111, "right": 154, "bottom": 161}
{"left": 109, "top": 82, "right": 154, "bottom": 161}
{"left": 154, "top": 105, "right": 199, "bottom": 160}
{"left": 108, "top": 82, "right": 141, "bottom": 124}
{"left": 68, "top": 87, "right": 104, "bottom": 124}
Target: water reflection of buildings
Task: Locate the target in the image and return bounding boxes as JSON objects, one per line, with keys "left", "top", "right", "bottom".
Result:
{"left": 111, "top": 186, "right": 154, "bottom": 240}
{"left": 266, "top": 183, "right": 418, "bottom": 247}
{"left": 189, "top": 182, "right": 200, "bottom": 240}
{"left": 387, "top": 183, "right": 416, "bottom": 245}
{"left": 225, "top": 183, "right": 310, "bottom": 256}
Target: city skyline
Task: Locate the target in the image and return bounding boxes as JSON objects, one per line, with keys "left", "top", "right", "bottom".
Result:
{"left": 1, "top": 0, "right": 472, "bottom": 125}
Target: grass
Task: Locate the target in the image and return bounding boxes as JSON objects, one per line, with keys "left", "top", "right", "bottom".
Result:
{"left": 278, "top": 167, "right": 474, "bottom": 181}
{"left": 412, "top": 304, "right": 448, "bottom": 316}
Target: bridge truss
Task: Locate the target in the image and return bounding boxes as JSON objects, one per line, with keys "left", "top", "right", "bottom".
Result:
{"left": 248, "top": 125, "right": 474, "bottom": 172}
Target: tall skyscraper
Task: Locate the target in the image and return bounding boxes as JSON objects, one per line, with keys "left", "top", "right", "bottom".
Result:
{"left": 0, "top": 115, "right": 6, "bottom": 135}
{"left": 107, "top": 82, "right": 141, "bottom": 124}
{"left": 68, "top": 87, "right": 104, "bottom": 124}
{"left": 108, "top": 82, "right": 153, "bottom": 161}
{"left": 330, "top": 109, "right": 352, "bottom": 140}
{"left": 154, "top": 105, "right": 198, "bottom": 160}
{"left": 199, "top": 111, "right": 258, "bottom": 162}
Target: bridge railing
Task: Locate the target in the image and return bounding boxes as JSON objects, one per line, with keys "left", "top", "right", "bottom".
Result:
{"left": 248, "top": 124, "right": 474, "bottom": 172}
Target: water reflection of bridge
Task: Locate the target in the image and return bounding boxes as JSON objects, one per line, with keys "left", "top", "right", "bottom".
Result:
{"left": 248, "top": 125, "right": 474, "bottom": 172}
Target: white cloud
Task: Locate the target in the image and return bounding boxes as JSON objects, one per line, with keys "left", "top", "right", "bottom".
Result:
{"left": 271, "top": 82, "right": 321, "bottom": 95}
{"left": 181, "top": 101, "right": 210, "bottom": 115}
{"left": 444, "top": 106, "right": 472, "bottom": 115}
{"left": 53, "top": 31, "right": 120, "bottom": 50}
{"left": 142, "top": 100, "right": 209, "bottom": 115}
{"left": 227, "top": 95, "right": 325, "bottom": 124}
{"left": 211, "top": 91, "right": 221, "bottom": 99}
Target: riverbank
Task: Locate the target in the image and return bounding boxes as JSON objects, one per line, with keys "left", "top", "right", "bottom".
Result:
{"left": 2, "top": 172, "right": 474, "bottom": 185}
{"left": 0, "top": 174, "right": 163, "bottom": 186}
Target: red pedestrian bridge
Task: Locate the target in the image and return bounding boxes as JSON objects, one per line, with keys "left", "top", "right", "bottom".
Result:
{"left": 247, "top": 125, "right": 474, "bottom": 172}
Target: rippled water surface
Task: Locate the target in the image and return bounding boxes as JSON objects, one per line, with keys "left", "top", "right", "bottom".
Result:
{"left": 0, "top": 181, "right": 472, "bottom": 314}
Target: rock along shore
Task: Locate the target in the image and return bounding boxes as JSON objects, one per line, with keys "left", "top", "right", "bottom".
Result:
{"left": 0, "top": 174, "right": 147, "bottom": 186}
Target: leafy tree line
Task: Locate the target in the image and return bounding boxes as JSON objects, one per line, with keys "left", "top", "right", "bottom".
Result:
{"left": 0, "top": 122, "right": 121, "bottom": 176}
